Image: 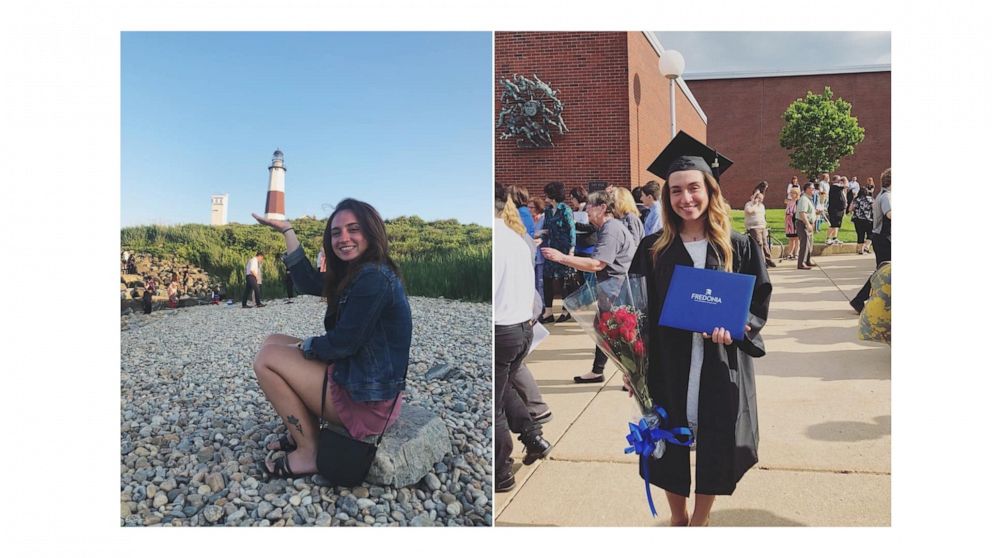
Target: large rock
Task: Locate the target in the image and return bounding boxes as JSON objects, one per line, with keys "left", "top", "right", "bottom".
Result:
{"left": 357, "top": 405, "right": 451, "bottom": 487}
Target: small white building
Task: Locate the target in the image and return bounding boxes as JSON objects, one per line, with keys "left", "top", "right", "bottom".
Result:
{"left": 210, "top": 194, "right": 229, "bottom": 226}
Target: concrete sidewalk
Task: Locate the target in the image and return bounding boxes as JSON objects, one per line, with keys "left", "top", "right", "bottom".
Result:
{"left": 496, "top": 253, "right": 890, "bottom": 527}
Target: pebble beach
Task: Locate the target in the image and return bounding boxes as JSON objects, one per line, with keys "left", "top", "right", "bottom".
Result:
{"left": 120, "top": 295, "right": 493, "bottom": 527}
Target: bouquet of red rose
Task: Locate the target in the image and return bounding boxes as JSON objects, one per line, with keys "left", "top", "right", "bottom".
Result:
{"left": 564, "top": 274, "right": 693, "bottom": 516}
{"left": 564, "top": 274, "right": 653, "bottom": 415}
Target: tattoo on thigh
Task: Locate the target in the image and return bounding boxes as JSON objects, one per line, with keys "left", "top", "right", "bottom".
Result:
{"left": 287, "top": 415, "right": 303, "bottom": 435}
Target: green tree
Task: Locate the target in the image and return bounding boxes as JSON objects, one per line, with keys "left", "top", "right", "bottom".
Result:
{"left": 779, "top": 86, "right": 865, "bottom": 179}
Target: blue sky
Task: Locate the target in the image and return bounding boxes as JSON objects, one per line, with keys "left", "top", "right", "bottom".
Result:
{"left": 121, "top": 32, "right": 492, "bottom": 227}
{"left": 655, "top": 32, "right": 890, "bottom": 76}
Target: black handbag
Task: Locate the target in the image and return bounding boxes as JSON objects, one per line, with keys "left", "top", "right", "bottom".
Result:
{"left": 316, "top": 371, "right": 401, "bottom": 487}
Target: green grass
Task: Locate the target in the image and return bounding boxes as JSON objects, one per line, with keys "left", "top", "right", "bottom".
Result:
{"left": 397, "top": 248, "right": 491, "bottom": 302}
{"left": 730, "top": 209, "right": 859, "bottom": 245}
{"left": 121, "top": 217, "right": 492, "bottom": 302}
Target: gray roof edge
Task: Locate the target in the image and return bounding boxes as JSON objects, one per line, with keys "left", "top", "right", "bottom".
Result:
{"left": 642, "top": 32, "right": 708, "bottom": 125}
{"left": 683, "top": 64, "right": 892, "bottom": 81}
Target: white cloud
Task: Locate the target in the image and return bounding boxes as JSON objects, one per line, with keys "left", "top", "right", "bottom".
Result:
{"left": 655, "top": 31, "right": 891, "bottom": 75}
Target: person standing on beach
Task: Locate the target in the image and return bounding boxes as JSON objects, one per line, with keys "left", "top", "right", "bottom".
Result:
{"left": 242, "top": 252, "right": 266, "bottom": 308}
{"left": 283, "top": 265, "right": 295, "bottom": 303}
{"left": 142, "top": 276, "right": 157, "bottom": 314}
{"left": 167, "top": 274, "right": 180, "bottom": 309}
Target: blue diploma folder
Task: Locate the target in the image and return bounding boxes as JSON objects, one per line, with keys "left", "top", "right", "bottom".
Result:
{"left": 659, "top": 265, "right": 755, "bottom": 340}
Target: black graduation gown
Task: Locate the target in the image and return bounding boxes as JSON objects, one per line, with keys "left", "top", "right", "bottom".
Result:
{"left": 629, "top": 231, "right": 771, "bottom": 497}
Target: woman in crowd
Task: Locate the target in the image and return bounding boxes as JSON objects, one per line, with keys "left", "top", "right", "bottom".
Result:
{"left": 795, "top": 182, "right": 817, "bottom": 270}
{"left": 630, "top": 133, "right": 771, "bottom": 526}
{"left": 743, "top": 189, "right": 777, "bottom": 268}
{"left": 529, "top": 197, "right": 547, "bottom": 309}
{"left": 848, "top": 181, "right": 874, "bottom": 255}
{"left": 512, "top": 184, "right": 536, "bottom": 238}
{"left": 542, "top": 191, "right": 637, "bottom": 384}
{"left": 783, "top": 186, "right": 801, "bottom": 260}
{"left": 565, "top": 186, "right": 597, "bottom": 322}
{"left": 250, "top": 199, "right": 412, "bottom": 479}
{"left": 570, "top": 186, "right": 595, "bottom": 258}
{"left": 613, "top": 187, "right": 645, "bottom": 246}
{"left": 826, "top": 175, "right": 849, "bottom": 245}
{"left": 538, "top": 181, "right": 576, "bottom": 323}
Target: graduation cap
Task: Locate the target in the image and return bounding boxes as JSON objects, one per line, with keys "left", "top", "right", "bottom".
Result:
{"left": 647, "top": 131, "right": 733, "bottom": 182}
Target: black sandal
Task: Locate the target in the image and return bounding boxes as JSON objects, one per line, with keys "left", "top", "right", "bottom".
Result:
{"left": 267, "top": 435, "right": 297, "bottom": 452}
{"left": 261, "top": 455, "right": 309, "bottom": 480}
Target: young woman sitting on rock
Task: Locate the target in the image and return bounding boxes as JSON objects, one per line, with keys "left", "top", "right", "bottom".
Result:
{"left": 251, "top": 199, "right": 412, "bottom": 478}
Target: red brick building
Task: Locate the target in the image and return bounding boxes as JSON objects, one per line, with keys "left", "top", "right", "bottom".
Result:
{"left": 495, "top": 32, "right": 708, "bottom": 200}
{"left": 495, "top": 33, "right": 891, "bottom": 211}
{"left": 686, "top": 67, "right": 891, "bottom": 208}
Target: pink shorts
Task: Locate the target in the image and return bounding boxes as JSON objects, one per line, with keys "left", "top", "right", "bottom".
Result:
{"left": 326, "top": 366, "right": 402, "bottom": 440}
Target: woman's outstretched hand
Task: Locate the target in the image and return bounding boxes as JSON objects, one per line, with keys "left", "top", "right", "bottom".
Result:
{"left": 702, "top": 325, "right": 751, "bottom": 345}
{"left": 252, "top": 212, "right": 291, "bottom": 233}
{"left": 541, "top": 247, "right": 564, "bottom": 262}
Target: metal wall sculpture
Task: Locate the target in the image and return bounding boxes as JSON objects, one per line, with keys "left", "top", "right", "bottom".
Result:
{"left": 496, "top": 74, "right": 569, "bottom": 148}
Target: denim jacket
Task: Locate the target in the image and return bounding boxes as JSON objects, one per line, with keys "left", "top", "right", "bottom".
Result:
{"left": 282, "top": 246, "right": 412, "bottom": 402}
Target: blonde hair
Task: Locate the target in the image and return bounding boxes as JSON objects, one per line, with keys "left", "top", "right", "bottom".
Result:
{"left": 612, "top": 187, "right": 638, "bottom": 219}
{"left": 500, "top": 195, "right": 527, "bottom": 237}
{"left": 650, "top": 172, "right": 734, "bottom": 272}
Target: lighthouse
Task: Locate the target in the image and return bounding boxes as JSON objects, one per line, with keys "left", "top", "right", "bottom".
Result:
{"left": 264, "top": 149, "right": 287, "bottom": 220}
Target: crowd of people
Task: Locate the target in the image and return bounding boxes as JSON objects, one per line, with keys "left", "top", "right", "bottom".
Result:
{"left": 778, "top": 172, "right": 881, "bottom": 267}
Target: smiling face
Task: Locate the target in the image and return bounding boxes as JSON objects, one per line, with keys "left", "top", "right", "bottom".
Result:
{"left": 667, "top": 169, "right": 710, "bottom": 224}
{"left": 329, "top": 209, "right": 368, "bottom": 262}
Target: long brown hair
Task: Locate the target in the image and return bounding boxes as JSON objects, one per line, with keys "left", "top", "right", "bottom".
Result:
{"left": 322, "top": 198, "right": 400, "bottom": 306}
{"left": 650, "top": 171, "right": 734, "bottom": 272}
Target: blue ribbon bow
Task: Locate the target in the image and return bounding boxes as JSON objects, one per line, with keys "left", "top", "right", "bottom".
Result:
{"left": 623, "top": 405, "right": 694, "bottom": 517}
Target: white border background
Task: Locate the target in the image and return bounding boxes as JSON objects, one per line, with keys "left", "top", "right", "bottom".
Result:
{"left": 1, "top": 0, "right": 986, "bottom": 554}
